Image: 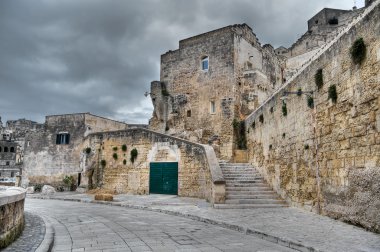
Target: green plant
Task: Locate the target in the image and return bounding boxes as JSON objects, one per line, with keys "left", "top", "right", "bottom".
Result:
{"left": 85, "top": 147, "right": 91, "bottom": 154}
{"left": 123, "top": 159, "right": 127, "bottom": 165}
{"left": 162, "top": 89, "right": 170, "bottom": 96}
{"left": 63, "top": 175, "right": 75, "bottom": 191}
{"left": 307, "top": 96, "right": 314, "bottom": 108}
{"left": 113, "top": 146, "right": 118, "bottom": 151}
{"left": 350, "top": 38, "right": 366, "bottom": 65}
{"left": 297, "top": 88, "right": 302, "bottom": 96}
{"left": 100, "top": 159, "right": 106, "bottom": 167}
{"left": 328, "top": 85, "right": 338, "bottom": 103}
{"left": 304, "top": 144, "right": 310, "bottom": 150}
{"left": 282, "top": 103, "right": 288, "bottom": 116}
{"left": 232, "top": 119, "right": 240, "bottom": 129}
{"left": 112, "top": 153, "right": 118, "bottom": 160}
{"left": 235, "top": 120, "right": 247, "bottom": 150}
{"left": 315, "top": 69, "right": 323, "bottom": 90}
{"left": 130, "top": 148, "right": 138, "bottom": 164}
{"left": 34, "top": 184, "right": 43, "bottom": 192}
{"left": 121, "top": 144, "right": 127, "bottom": 152}
{"left": 251, "top": 121, "right": 255, "bottom": 129}
{"left": 259, "top": 114, "right": 264, "bottom": 123}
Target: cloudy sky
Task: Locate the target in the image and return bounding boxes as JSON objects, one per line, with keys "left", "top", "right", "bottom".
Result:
{"left": 0, "top": 0, "right": 364, "bottom": 124}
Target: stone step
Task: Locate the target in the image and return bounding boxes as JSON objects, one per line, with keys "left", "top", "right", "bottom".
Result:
{"left": 226, "top": 188, "right": 274, "bottom": 193}
{"left": 226, "top": 194, "right": 279, "bottom": 199}
{"left": 225, "top": 183, "right": 268, "bottom": 187}
{"left": 223, "top": 174, "right": 261, "bottom": 177}
{"left": 225, "top": 180, "right": 264, "bottom": 184}
{"left": 225, "top": 199, "right": 286, "bottom": 204}
{"left": 221, "top": 170, "right": 258, "bottom": 173}
{"left": 226, "top": 191, "right": 277, "bottom": 196}
{"left": 214, "top": 203, "right": 287, "bottom": 209}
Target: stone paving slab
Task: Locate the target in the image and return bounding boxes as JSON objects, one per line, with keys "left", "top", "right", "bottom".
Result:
{"left": 28, "top": 192, "right": 380, "bottom": 252}
{"left": 3, "top": 211, "right": 46, "bottom": 252}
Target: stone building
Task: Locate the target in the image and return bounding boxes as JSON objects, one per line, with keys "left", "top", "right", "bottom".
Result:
{"left": 149, "top": 24, "right": 283, "bottom": 160}
{"left": 22, "top": 113, "right": 128, "bottom": 187}
{"left": 0, "top": 140, "right": 20, "bottom": 178}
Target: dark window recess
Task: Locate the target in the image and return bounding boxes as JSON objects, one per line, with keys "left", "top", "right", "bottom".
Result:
{"left": 0, "top": 147, "right": 2, "bottom": 152}
{"left": 56, "top": 133, "right": 70, "bottom": 144}
{"left": 187, "top": 110, "right": 191, "bottom": 117}
{"left": 6, "top": 161, "right": 10, "bottom": 166}
{"left": 11, "top": 172, "right": 14, "bottom": 177}
{"left": 4, "top": 147, "right": 8, "bottom": 152}
{"left": 10, "top": 147, "right": 14, "bottom": 153}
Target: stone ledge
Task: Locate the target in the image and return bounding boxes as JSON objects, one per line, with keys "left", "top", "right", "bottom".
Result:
{"left": 0, "top": 187, "right": 26, "bottom": 206}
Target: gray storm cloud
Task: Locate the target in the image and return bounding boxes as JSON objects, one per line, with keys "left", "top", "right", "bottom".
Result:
{"left": 0, "top": 0, "right": 363, "bottom": 124}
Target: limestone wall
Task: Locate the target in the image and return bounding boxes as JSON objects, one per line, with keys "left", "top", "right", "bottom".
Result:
{"left": 83, "top": 128, "right": 225, "bottom": 203}
{"left": 0, "top": 187, "right": 26, "bottom": 249}
{"left": 245, "top": 3, "right": 380, "bottom": 232}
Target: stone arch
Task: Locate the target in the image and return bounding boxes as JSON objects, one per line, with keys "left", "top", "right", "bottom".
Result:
{"left": 148, "top": 142, "right": 180, "bottom": 162}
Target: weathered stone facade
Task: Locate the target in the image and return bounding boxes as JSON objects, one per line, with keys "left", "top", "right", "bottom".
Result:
{"left": 149, "top": 24, "right": 282, "bottom": 160}
{"left": 245, "top": 2, "right": 380, "bottom": 232}
{"left": 22, "top": 113, "right": 128, "bottom": 187}
{"left": 81, "top": 128, "right": 225, "bottom": 203}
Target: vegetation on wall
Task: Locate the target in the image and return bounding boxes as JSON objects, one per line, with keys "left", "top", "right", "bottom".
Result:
{"left": 307, "top": 96, "right": 314, "bottom": 108}
{"left": 259, "top": 114, "right": 264, "bottom": 123}
{"left": 121, "top": 144, "right": 127, "bottom": 152}
{"left": 297, "top": 88, "right": 302, "bottom": 96}
{"left": 315, "top": 69, "right": 323, "bottom": 90}
{"left": 270, "top": 107, "right": 274, "bottom": 113}
{"left": 85, "top": 147, "right": 91, "bottom": 154}
{"left": 130, "top": 148, "right": 138, "bottom": 164}
{"left": 123, "top": 159, "right": 127, "bottom": 165}
{"left": 63, "top": 175, "right": 75, "bottom": 191}
{"left": 251, "top": 121, "right": 255, "bottom": 129}
{"left": 232, "top": 120, "right": 247, "bottom": 150}
{"left": 304, "top": 144, "right": 310, "bottom": 150}
{"left": 350, "top": 38, "right": 366, "bottom": 65}
{"left": 282, "top": 102, "right": 288, "bottom": 116}
{"left": 112, "top": 153, "right": 118, "bottom": 160}
{"left": 100, "top": 160, "right": 106, "bottom": 167}
{"left": 328, "top": 85, "right": 338, "bottom": 103}
{"left": 112, "top": 146, "right": 118, "bottom": 151}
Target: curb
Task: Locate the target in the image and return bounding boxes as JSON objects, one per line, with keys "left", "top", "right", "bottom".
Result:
{"left": 28, "top": 196, "right": 318, "bottom": 252}
{"left": 35, "top": 215, "right": 55, "bottom": 252}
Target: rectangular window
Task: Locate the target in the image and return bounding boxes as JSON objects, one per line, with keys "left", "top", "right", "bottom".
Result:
{"left": 210, "top": 101, "right": 216, "bottom": 114}
{"left": 202, "top": 57, "right": 209, "bottom": 71}
{"left": 56, "top": 133, "right": 70, "bottom": 144}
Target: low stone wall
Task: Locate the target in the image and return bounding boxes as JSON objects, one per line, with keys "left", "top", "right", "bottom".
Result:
{"left": 83, "top": 128, "right": 225, "bottom": 204}
{"left": 0, "top": 187, "right": 26, "bottom": 249}
{"left": 244, "top": 3, "right": 380, "bottom": 232}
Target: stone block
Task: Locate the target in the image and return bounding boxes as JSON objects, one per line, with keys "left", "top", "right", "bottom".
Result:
{"left": 26, "top": 187, "right": 35, "bottom": 194}
{"left": 41, "top": 185, "right": 56, "bottom": 195}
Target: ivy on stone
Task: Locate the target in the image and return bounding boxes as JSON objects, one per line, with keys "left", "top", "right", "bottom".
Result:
{"left": 350, "top": 38, "right": 366, "bottom": 65}
{"left": 328, "top": 85, "right": 338, "bottom": 103}
{"left": 130, "top": 148, "right": 138, "bottom": 164}
{"left": 315, "top": 69, "right": 323, "bottom": 90}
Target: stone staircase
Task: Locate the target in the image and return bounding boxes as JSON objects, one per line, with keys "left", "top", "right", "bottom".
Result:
{"left": 214, "top": 163, "right": 287, "bottom": 209}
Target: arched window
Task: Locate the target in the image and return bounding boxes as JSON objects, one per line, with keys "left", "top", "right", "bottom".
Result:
{"left": 201, "top": 56, "right": 209, "bottom": 71}
{"left": 4, "top": 147, "right": 8, "bottom": 152}
{"left": 10, "top": 147, "right": 15, "bottom": 153}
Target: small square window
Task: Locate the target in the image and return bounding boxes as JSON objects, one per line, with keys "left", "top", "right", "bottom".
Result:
{"left": 56, "top": 133, "right": 70, "bottom": 144}
{"left": 210, "top": 101, "right": 216, "bottom": 114}
{"left": 202, "top": 56, "right": 209, "bottom": 71}
{"left": 187, "top": 110, "right": 191, "bottom": 117}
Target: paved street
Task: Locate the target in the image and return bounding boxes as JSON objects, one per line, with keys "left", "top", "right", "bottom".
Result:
{"left": 26, "top": 198, "right": 295, "bottom": 252}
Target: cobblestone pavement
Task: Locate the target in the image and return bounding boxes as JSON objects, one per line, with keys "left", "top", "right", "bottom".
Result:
{"left": 26, "top": 198, "right": 295, "bottom": 252}
{"left": 28, "top": 193, "right": 380, "bottom": 252}
{"left": 3, "top": 211, "right": 46, "bottom": 252}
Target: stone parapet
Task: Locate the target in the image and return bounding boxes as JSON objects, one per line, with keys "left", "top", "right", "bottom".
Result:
{"left": 0, "top": 187, "right": 26, "bottom": 249}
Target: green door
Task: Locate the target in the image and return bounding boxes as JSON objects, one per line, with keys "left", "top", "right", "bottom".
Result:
{"left": 149, "top": 162, "right": 178, "bottom": 195}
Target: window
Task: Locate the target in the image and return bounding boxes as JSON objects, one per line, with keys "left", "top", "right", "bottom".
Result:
{"left": 6, "top": 161, "right": 10, "bottom": 166}
{"left": 11, "top": 172, "right": 14, "bottom": 177}
{"left": 10, "top": 147, "right": 14, "bottom": 153}
{"left": 210, "top": 101, "right": 216, "bottom": 114}
{"left": 201, "top": 56, "right": 209, "bottom": 71}
{"left": 0, "top": 147, "right": 2, "bottom": 152}
{"left": 56, "top": 133, "right": 70, "bottom": 145}
{"left": 187, "top": 110, "right": 191, "bottom": 117}
{"left": 4, "top": 147, "right": 8, "bottom": 152}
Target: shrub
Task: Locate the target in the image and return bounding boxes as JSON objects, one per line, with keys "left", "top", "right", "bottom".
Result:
{"left": 232, "top": 119, "right": 240, "bottom": 129}
{"left": 85, "top": 147, "right": 91, "bottom": 154}
{"left": 112, "top": 153, "right": 118, "bottom": 160}
{"left": 297, "top": 88, "right": 302, "bottom": 96}
{"left": 112, "top": 146, "right": 118, "bottom": 151}
{"left": 315, "top": 69, "right": 323, "bottom": 90}
{"left": 121, "top": 144, "right": 127, "bottom": 152}
{"left": 162, "top": 89, "right": 170, "bottom": 96}
{"left": 34, "top": 184, "right": 43, "bottom": 192}
{"left": 130, "top": 148, "right": 138, "bottom": 164}
{"left": 123, "top": 159, "right": 127, "bottom": 165}
{"left": 282, "top": 103, "right": 288, "bottom": 116}
{"left": 350, "top": 38, "right": 366, "bottom": 65}
{"left": 259, "top": 114, "right": 264, "bottom": 123}
{"left": 63, "top": 175, "right": 75, "bottom": 191}
{"left": 251, "top": 121, "right": 255, "bottom": 129}
{"left": 56, "top": 186, "right": 65, "bottom": 192}
{"left": 94, "top": 194, "right": 113, "bottom": 201}
{"left": 307, "top": 96, "right": 314, "bottom": 108}
{"left": 100, "top": 160, "right": 106, "bottom": 167}
{"left": 328, "top": 85, "right": 338, "bottom": 103}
